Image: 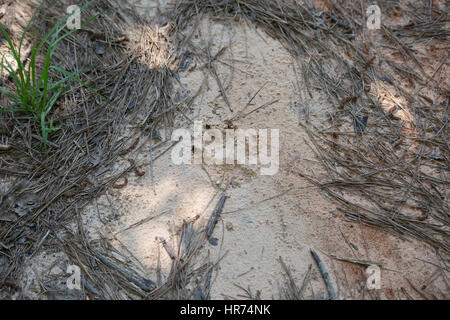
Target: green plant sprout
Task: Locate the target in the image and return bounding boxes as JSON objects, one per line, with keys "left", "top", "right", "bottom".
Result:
{"left": 0, "top": 1, "right": 103, "bottom": 150}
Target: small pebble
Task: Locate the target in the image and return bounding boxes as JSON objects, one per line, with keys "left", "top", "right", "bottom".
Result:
{"left": 208, "top": 237, "right": 218, "bottom": 246}
{"left": 94, "top": 43, "right": 105, "bottom": 55}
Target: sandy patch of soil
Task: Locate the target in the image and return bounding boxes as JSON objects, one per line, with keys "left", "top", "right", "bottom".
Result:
{"left": 8, "top": 0, "right": 448, "bottom": 299}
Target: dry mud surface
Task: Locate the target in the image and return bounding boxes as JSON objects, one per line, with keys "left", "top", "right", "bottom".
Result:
{"left": 1, "top": 0, "right": 448, "bottom": 299}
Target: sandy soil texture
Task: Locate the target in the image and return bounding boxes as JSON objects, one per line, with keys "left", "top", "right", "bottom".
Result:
{"left": 1, "top": 0, "right": 448, "bottom": 300}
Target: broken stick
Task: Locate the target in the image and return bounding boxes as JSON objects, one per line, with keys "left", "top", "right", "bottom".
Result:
{"left": 95, "top": 253, "right": 155, "bottom": 292}
{"left": 310, "top": 248, "right": 336, "bottom": 300}
{"left": 159, "top": 237, "right": 176, "bottom": 260}
{"left": 328, "top": 252, "right": 382, "bottom": 267}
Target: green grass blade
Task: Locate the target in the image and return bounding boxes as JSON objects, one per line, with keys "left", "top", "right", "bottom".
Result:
{"left": 50, "top": 65, "right": 108, "bottom": 102}
{"left": 0, "top": 24, "right": 26, "bottom": 85}
{"left": 54, "top": 6, "right": 107, "bottom": 45}
{"left": 0, "top": 59, "right": 25, "bottom": 99}
{"left": 44, "top": 86, "right": 64, "bottom": 115}
{"left": 17, "top": 0, "right": 45, "bottom": 57}
{"left": 0, "top": 87, "right": 21, "bottom": 104}
{"left": 40, "top": 111, "right": 48, "bottom": 150}
{"left": 34, "top": 1, "right": 94, "bottom": 55}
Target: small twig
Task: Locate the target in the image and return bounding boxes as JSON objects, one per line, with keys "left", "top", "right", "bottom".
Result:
{"left": 327, "top": 252, "right": 383, "bottom": 267}
{"left": 95, "top": 252, "right": 156, "bottom": 292}
{"left": 206, "top": 195, "right": 227, "bottom": 238}
{"left": 278, "top": 256, "right": 301, "bottom": 299}
{"left": 236, "top": 99, "right": 279, "bottom": 121}
{"left": 114, "top": 210, "right": 170, "bottom": 235}
{"left": 159, "top": 237, "right": 176, "bottom": 260}
{"left": 0, "top": 144, "right": 11, "bottom": 151}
